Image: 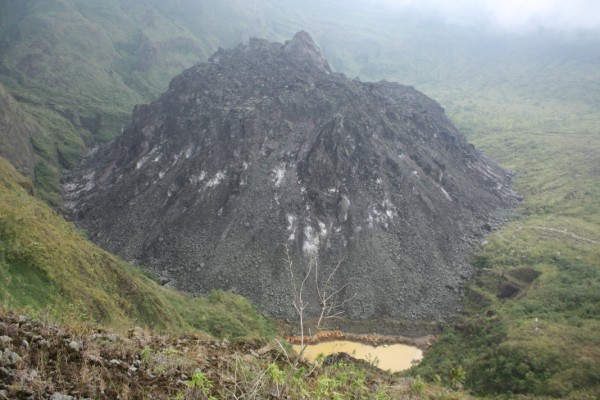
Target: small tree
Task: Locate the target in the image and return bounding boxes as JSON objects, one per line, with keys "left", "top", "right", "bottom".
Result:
{"left": 278, "top": 243, "right": 355, "bottom": 398}
{"left": 284, "top": 243, "right": 312, "bottom": 356}
{"left": 314, "top": 256, "right": 356, "bottom": 329}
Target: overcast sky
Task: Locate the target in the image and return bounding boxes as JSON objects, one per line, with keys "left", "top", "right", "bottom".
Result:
{"left": 376, "top": 0, "right": 600, "bottom": 33}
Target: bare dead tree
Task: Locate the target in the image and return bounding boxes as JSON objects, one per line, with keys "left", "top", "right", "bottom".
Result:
{"left": 278, "top": 243, "right": 355, "bottom": 398}
{"left": 278, "top": 243, "right": 312, "bottom": 398}
{"left": 284, "top": 242, "right": 312, "bottom": 355}
{"left": 314, "top": 256, "right": 357, "bottom": 329}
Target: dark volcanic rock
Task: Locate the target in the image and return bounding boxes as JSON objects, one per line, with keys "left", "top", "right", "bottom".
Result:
{"left": 64, "top": 32, "right": 517, "bottom": 324}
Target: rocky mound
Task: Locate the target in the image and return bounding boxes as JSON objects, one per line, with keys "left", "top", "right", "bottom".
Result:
{"left": 64, "top": 32, "right": 517, "bottom": 325}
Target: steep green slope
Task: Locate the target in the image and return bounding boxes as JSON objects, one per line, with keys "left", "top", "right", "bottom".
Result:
{"left": 0, "top": 0, "right": 212, "bottom": 204}
{"left": 0, "top": 157, "right": 275, "bottom": 339}
{"left": 0, "top": 82, "right": 38, "bottom": 180}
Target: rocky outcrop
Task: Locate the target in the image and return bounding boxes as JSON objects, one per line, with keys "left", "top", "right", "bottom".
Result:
{"left": 64, "top": 32, "right": 517, "bottom": 325}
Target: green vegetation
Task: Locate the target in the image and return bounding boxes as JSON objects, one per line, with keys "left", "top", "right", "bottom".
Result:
{"left": 0, "top": 83, "right": 38, "bottom": 180}
{"left": 0, "top": 157, "right": 275, "bottom": 340}
{"left": 0, "top": 307, "right": 472, "bottom": 399}
{"left": 411, "top": 83, "right": 600, "bottom": 399}
{"left": 1, "top": 1, "right": 599, "bottom": 397}
{"left": 0, "top": 0, "right": 209, "bottom": 204}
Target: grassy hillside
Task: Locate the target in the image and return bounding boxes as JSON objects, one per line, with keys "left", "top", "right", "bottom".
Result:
{"left": 411, "top": 97, "right": 600, "bottom": 398}
{"left": 0, "top": 83, "right": 39, "bottom": 180}
{"left": 402, "top": 27, "right": 600, "bottom": 397}
{"left": 0, "top": 0, "right": 211, "bottom": 204}
{"left": 0, "top": 157, "right": 275, "bottom": 340}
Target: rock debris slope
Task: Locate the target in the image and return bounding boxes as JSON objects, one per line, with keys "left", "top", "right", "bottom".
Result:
{"left": 64, "top": 32, "right": 517, "bottom": 324}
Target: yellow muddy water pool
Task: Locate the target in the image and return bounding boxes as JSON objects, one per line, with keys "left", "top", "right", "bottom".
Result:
{"left": 292, "top": 340, "right": 423, "bottom": 372}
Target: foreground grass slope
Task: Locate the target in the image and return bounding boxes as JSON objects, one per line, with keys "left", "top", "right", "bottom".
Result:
{"left": 0, "top": 157, "right": 275, "bottom": 340}
{"left": 1, "top": 309, "right": 474, "bottom": 400}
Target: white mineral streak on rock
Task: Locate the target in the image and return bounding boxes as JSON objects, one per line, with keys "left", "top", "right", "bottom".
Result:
{"left": 366, "top": 199, "right": 397, "bottom": 229}
{"left": 136, "top": 155, "right": 149, "bottom": 170}
{"left": 82, "top": 172, "right": 95, "bottom": 191}
{"left": 440, "top": 186, "right": 452, "bottom": 201}
{"left": 303, "top": 225, "right": 320, "bottom": 256}
{"left": 287, "top": 214, "right": 297, "bottom": 241}
{"left": 273, "top": 166, "right": 285, "bottom": 187}
{"left": 63, "top": 172, "right": 96, "bottom": 210}
{"left": 318, "top": 220, "right": 327, "bottom": 237}
{"left": 206, "top": 171, "right": 225, "bottom": 188}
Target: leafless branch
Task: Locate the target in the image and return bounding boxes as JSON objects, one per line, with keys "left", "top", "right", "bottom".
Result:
{"left": 280, "top": 243, "right": 355, "bottom": 398}
{"left": 315, "top": 256, "right": 356, "bottom": 328}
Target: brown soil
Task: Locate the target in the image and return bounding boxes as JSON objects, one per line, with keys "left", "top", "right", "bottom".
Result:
{"left": 1, "top": 310, "right": 421, "bottom": 399}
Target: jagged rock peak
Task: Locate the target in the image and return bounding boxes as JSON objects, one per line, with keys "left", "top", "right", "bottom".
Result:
{"left": 207, "top": 31, "right": 332, "bottom": 75}
{"left": 64, "top": 33, "right": 518, "bottom": 330}
{"left": 283, "top": 31, "right": 332, "bottom": 74}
